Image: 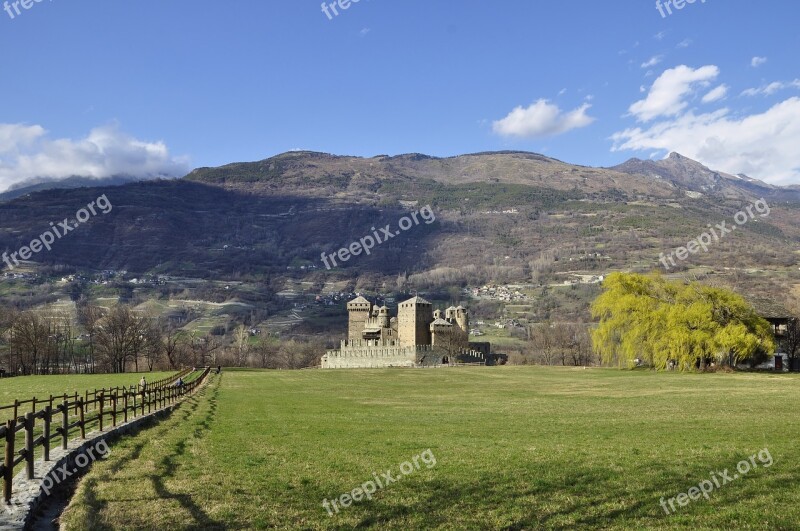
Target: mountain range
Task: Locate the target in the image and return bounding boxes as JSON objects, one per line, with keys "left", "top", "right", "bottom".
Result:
{"left": 1, "top": 150, "right": 798, "bottom": 304}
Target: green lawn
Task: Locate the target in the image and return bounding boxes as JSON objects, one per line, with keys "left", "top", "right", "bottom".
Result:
{"left": 61, "top": 368, "right": 800, "bottom": 530}
{"left": 0, "top": 371, "right": 178, "bottom": 463}
{"left": 0, "top": 371, "right": 176, "bottom": 410}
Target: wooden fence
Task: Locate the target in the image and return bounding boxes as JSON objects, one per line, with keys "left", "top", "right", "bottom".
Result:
{"left": 0, "top": 367, "right": 210, "bottom": 503}
{"left": 0, "top": 368, "right": 192, "bottom": 425}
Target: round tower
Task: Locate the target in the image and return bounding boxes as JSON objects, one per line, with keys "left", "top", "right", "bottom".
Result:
{"left": 379, "top": 306, "right": 390, "bottom": 328}
{"left": 455, "top": 306, "right": 469, "bottom": 335}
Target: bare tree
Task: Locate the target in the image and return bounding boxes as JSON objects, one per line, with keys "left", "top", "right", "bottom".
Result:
{"left": 784, "top": 318, "right": 800, "bottom": 372}
{"left": 529, "top": 323, "right": 557, "bottom": 365}
{"left": 234, "top": 325, "right": 250, "bottom": 367}
{"left": 435, "top": 327, "right": 470, "bottom": 362}
{"left": 141, "top": 318, "right": 164, "bottom": 371}
{"left": 189, "top": 334, "right": 221, "bottom": 368}
{"left": 94, "top": 305, "right": 145, "bottom": 373}
{"left": 9, "top": 312, "right": 49, "bottom": 375}
{"left": 77, "top": 303, "right": 105, "bottom": 373}
{"left": 0, "top": 307, "right": 15, "bottom": 373}
{"left": 162, "top": 324, "right": 185, "bottom": 369}
{"left": 253, "top": 337, "right": 281, "bottom": 368}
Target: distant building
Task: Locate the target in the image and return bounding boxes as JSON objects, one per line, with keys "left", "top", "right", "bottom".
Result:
{"left": 321, "top": 296, "right": 495, "bottom": 368}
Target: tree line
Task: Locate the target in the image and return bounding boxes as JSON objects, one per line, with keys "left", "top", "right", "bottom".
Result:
{"left": 0, "top": 301, "right": 325, "bottom": 376}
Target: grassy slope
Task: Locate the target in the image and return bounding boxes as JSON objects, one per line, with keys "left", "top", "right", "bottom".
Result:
{"left": 62, "top": 368, "right": 800, "bottom": 530}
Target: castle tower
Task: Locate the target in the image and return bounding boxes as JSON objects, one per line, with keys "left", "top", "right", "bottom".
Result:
{"left": 455, "top": 306, "right": 469, "bottom": 335}
{"left": 378, "top": 306, "right": 390, "bottom": 328}
{"left": 445, "top": 306, "right": 457, "bottom": 323}
{"left": 347, "top": 296, "right": 372, "bottom": 340}
{"left": 430, "top": 318, "right": 453, "bottom": 346}
{"left": 398, "top": 296, "right": 433, "bottom": 347}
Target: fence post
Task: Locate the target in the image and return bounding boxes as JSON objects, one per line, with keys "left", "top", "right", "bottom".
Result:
{"left": 111, "top": 393, "right": 117, "bottom": 428}
{"left": 43, "top": 405, "right": 52, "bottom": 461}
{"left": 99, "top": 393, "right": 104, "bottom": 432}
{"left": 61, "top": 400, "right": 69, "bottom": 450}
{"left": 123, "top": 391, "right": 128, "bottom": 423}
{"left": 4, "top": 420, "right": 14, "bottom": 502}
{"left": 24, "top": 412, "right": 34, "bottom": 479}
{"left": 79, "top": 399, "right": 86, "bottom": 439}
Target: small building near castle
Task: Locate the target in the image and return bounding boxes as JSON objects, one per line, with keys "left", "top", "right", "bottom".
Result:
{"left": 321, "top": 296, "right": 495, "bottom": 368}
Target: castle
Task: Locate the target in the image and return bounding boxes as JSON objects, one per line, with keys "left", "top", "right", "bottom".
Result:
{"left": 321, "top": 296, "right": 493, "bottom": 368}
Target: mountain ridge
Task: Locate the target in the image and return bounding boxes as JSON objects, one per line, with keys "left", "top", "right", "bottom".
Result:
{"left": 184, "top": 150, "right": 799, "bottom": 202}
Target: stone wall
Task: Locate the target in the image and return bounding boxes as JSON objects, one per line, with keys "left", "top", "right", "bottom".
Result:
{"left": 322, "top": 344, "right": 433, "bottom": 369}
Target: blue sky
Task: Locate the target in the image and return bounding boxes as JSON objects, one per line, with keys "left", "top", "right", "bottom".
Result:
{"left": 0, "top": 0, "right": 798, "bottom": 190}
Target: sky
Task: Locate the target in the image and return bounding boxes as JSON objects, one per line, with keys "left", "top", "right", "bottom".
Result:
{"left": 0, "top": 0, "right": 798, "bottom": 192}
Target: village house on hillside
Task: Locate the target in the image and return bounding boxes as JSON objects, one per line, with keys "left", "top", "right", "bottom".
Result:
{"left": 321, "top": 296, "right": 497, "bottom": 368}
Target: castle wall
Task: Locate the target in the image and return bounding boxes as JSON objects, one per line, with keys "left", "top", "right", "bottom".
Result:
{"left": 322, "top": 341, "right": 433, "bottom": 369}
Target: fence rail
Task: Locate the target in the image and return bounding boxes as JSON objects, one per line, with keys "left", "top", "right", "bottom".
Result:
{"left": 0, "top": 368, "right": 192, "bottom": 423}
{"left": 0, "top": 367, "right": 210, "bottom": 503}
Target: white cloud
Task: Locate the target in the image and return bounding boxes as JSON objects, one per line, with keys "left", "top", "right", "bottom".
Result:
{"left": 0, "top": 123, "right": 189, "bottom": 192}
{"left": 751, "top": 56, "right": 768, "bottom": 68}
{"left": 701, "top": 84, "right": 728, "bottom": 103}
{"left": 741, "top": 79, "right": 800, "bottom": 97}
{"left": 654, "top": 31, "right": 667, "bottom": 41}
{"left": 493, "top": 99, "right": 595, "bottom": 138}
{"left": 641, "top": 55, "right": 664, "bottom": 68}
{"left": 359, "top": 28, "right": 371, "bottom": 36}
{"left": 677, "top": 39, "right": 692, "bottom": 48}
{"left": 629, "top": 65, "right": 719, "bottom": 122}
{"left": 611, "top": 97, "right": 800, "bottom": 184}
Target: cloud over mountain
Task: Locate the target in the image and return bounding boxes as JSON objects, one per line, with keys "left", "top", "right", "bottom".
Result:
{"left": 0, "top": 124, "right": 189, "bottom": 192}
{"left": 628, "top": 65, "right": 719, "bottom": 122}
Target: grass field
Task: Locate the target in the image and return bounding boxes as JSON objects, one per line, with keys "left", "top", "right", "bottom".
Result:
{"left": 0, "top": 371, "right": 177, "bottom": 409}
{"left": 0, "top": 371, "right": 180, "bottom": 463}
{"left": 60, "top": 368, "right": 800, "bottom": 530}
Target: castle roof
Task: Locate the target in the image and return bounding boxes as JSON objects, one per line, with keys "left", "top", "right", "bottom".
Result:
{"left": 431, "top": 318, "right": 453, "bottom": 326}
{"left": 446, "top": 306, "right": 457, "bottom": 311}
{"left": 401, "top": 296, "right": 431, "bottom": 305}
{"left": 347, "top": 296, "right": 371, "bottom": 307}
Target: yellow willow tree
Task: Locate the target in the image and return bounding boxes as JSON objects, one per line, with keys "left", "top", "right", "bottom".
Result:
{"left": 591, "top": 273, "right": 775, "bottom": 371}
